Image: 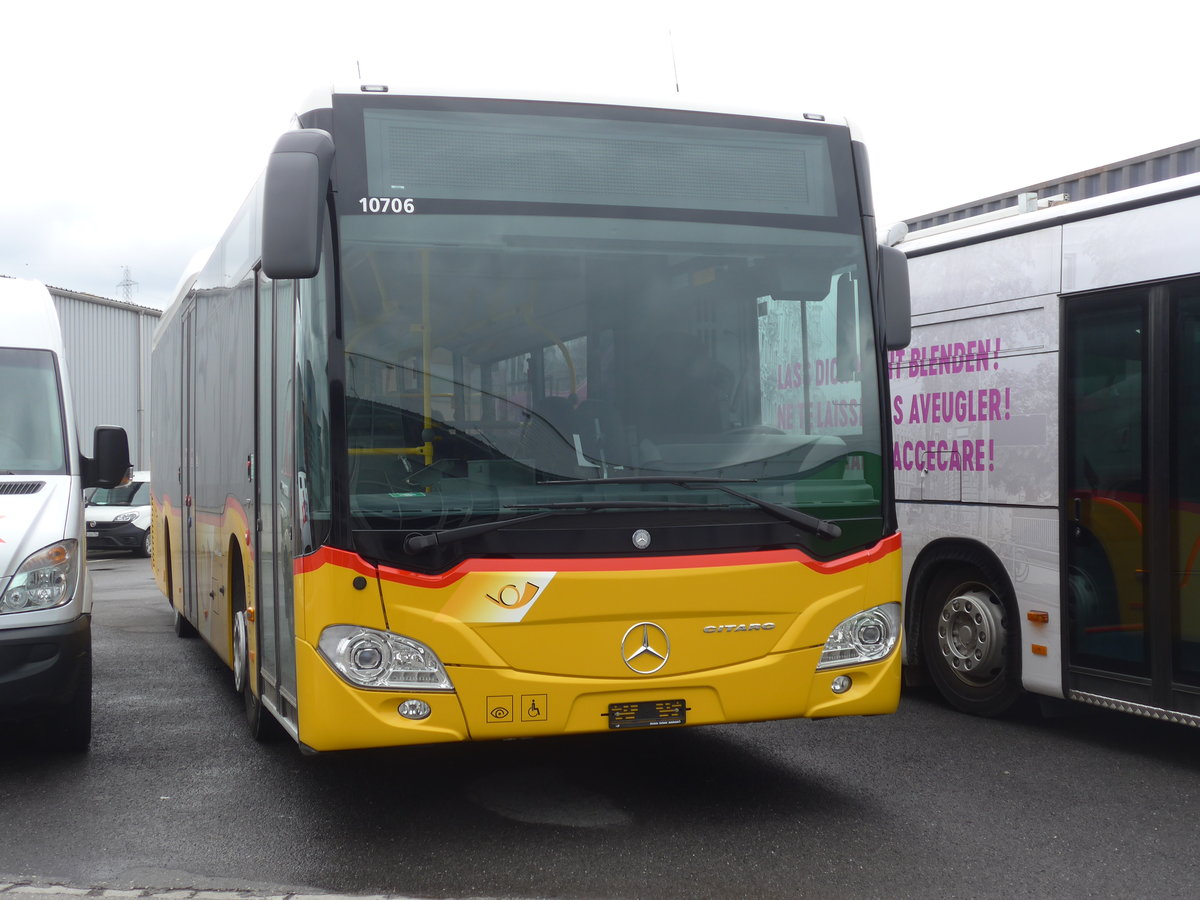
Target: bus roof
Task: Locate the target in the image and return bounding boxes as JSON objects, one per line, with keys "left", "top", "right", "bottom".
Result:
{"left": 293, "top": 82, "right": 858, "bottom": 137}
{"left": 896, "top": 169, "right": 1200, "bottom": 258}
{"left": 904, "top": 138, "right": 1200, "bottom": 233}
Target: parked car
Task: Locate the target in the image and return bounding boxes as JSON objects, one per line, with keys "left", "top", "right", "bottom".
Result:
{"left": 85, "top": 470, "right": 151, "bottom": 557}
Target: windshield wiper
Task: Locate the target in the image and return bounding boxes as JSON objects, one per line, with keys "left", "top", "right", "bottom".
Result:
{"left": 404, "top": 511, "right": 565, "bottom": 553}
{"left": 405, "top": 510, "right": 575, "bottom": 553}
{"left": 403, "top": 499, "right": 725, "bottom": 554}
{"left": 508, "top": 500, "right": 714, "bottom": 511}
{"left": 551, "top": 476, "right": 843, "bottom": 540}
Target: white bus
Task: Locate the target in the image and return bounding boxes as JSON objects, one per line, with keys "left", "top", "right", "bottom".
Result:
{"left": 149, "top": 84, "right": 912, "bottom": 752}
{"left": 894, "top": 154, "right": 1200, "bottom": 724}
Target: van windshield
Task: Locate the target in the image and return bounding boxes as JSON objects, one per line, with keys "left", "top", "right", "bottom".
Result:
{"left": 0, "top": 348, "right": 67, "bottom": 475}
{"left": 86, "top": 481, "right": 149, "bottom": 506}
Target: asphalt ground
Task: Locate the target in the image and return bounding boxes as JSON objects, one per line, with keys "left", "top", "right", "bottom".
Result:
{"left": 5, "top": 554, "right": 1200, "bottom": 898}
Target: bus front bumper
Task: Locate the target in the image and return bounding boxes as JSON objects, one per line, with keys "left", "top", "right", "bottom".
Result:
{"left": 294, "top": 639, "right": 900, "bottom": 752}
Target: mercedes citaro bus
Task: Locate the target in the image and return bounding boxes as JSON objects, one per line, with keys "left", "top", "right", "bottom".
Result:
{"left": 150, "top": 84, "right": 910, "bottom": 751}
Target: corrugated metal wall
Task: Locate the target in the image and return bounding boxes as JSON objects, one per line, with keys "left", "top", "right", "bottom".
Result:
{"left": 905, "top": 139, "right": 1200, "bottom": 231}
{"left": 50, "top": 287, "right": 161, "bottom": 468}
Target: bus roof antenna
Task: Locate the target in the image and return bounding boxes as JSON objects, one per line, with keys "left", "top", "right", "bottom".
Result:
{"left": 668, "top": 30, "right": 680, "bottom": 93}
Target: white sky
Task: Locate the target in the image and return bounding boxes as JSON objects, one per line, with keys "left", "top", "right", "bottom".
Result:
{"left": 2, "top": 0, "right": 1196, "bottom": 309}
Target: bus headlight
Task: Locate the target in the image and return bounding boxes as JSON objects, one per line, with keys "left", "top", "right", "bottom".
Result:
{"left": 816, "top": 602, "right": 901, "bottom": 670}
{"left": 318, "top": 625, "right": 454, "bottom": 691}
{"left": 1, "top": 540, "right": 79, "bottom": 615}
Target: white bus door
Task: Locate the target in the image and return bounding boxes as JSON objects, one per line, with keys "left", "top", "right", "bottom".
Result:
{"left": 1064, "top": 279, "right": 1200, "bottom": 718}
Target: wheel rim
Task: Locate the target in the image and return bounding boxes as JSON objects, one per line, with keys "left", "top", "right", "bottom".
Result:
{"left": 143, "top": 531, "right": 152, "bottom": 557}
{"left": 233, "top": 610, "right": 248, "bottom": 694}
{"left": 935, "top": 587, "right": 1007, "bottom": 685}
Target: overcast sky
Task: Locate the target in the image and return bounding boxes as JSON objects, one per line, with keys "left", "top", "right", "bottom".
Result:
{"left": 3, "top": 0, "right": 1196, "bottom": 309}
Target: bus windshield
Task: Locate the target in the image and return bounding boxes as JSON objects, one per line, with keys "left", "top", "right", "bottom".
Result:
{"left": 332, "top": 100, "right": 883, "bottom": 558}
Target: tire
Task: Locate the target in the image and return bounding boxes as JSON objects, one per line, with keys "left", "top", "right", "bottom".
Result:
{"left": 134, "top": 528, "right": 152, "bottom": 558}
{"left": 920, "top": 563, "right": 1023, "bottom": 716}
{"left": 232, "top": 568, "right": 281, "bottom": 742}
{"left": 43, "top": 654, "right": 92, "bottom": 752}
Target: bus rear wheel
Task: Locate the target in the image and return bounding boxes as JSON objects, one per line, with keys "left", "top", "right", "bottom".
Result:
{"left": 921, "top": 564, "right": 1023, "bottom": 716}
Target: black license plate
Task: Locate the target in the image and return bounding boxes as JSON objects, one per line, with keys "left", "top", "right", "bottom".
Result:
{"left": 608, "top": 699, "right": 686, "bottom": 729}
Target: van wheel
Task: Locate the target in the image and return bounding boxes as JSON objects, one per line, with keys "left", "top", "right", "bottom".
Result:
{"left": 135, "top": 529, "right": 151, "bottom": 558}
{"left": 920, "top": 563, "right": 1023, "bottom": 716}
{"left": 43, "top": 654, "right": 92, "bottom": 752}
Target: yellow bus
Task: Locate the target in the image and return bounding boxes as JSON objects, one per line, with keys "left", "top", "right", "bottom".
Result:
{"left": 149, "top": 85, "right": 911, "bottom": 751}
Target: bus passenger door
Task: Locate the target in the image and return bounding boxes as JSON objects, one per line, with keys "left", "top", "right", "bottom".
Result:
{"left": 180, "top": 306, "right": 199, "bottom": 625}
{"left": 1064, "top": 280, "right": 1200, "bottom": 719}
{"left": 255, "top": 273, "right": 299, "bottom": 732}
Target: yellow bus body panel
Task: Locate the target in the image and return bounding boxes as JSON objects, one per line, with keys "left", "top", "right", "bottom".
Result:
{"left": 294, "top": 538, "right": 901, "bottom": 751}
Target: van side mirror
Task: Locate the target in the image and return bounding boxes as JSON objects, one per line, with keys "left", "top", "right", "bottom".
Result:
{"left": 82, "top": 425, "right": 131, "bottom": 489}
{"left": 261, "top": 129, "right": 336, "bottom": 279}
{"left": 880, "top": 244, "right": 911, "bottom": 350}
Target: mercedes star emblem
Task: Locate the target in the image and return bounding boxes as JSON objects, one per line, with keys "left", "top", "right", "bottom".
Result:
{"left": 621, "top": 621, "right": 670, "bottom": 674}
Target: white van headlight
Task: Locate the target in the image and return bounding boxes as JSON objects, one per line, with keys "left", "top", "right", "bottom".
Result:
{"left": 318, "top": 625, "right": 454, "bottom": 691}
{"left": 114, "top": 511, "right": 139, "bottom": 523}
{"left": 816, "top": 602, "right": 901, "bottom": 670}
{"left": 1, "top": 540, "right": 80, "bottom": 614}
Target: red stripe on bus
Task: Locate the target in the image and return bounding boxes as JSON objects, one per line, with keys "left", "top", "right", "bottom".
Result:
{"left": 294, "top": 533, "right": 901, "bottom": 587}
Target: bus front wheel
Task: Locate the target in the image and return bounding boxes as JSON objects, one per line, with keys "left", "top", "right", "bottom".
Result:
{"left": 920, "top": 563, "right": 1023, "bottom": 716}
{"left": 231, "top": 571, "right": 280, "bottom": 742}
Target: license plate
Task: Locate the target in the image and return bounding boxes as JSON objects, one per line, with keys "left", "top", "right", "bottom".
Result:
{"left": 608, "top": 699, "right": 686, "bottom": 729}
{"left": 87, "top": 531, "right": 98, "bottom": 538}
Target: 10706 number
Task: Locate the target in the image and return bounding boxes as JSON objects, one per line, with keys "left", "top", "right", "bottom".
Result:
{"left": 359, "top": 197, "right": 416, "bottom": 214}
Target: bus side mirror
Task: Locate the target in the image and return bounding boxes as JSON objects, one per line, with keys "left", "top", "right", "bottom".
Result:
{"left": 880, "top": 244, "right": 911, "bottom": 350}
{"left": 262, "top": 129, "right": 335, "bottom": 279}
{"left": 82, "top": 425, "right": 131, "bottom": 489}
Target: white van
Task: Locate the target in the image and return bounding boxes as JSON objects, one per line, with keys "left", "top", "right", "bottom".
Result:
{"left": 85, "top": 470, "right": 152, "bottom": 557}
{"left": 0, "top": 278, "right": 130, "bottom": 750}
